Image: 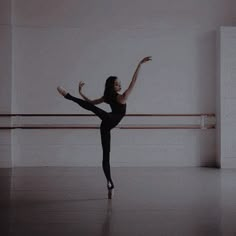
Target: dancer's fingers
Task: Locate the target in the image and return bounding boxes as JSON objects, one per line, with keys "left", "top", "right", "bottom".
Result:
{"left": 140, "top": 56, "right": 152, "bottom": 64}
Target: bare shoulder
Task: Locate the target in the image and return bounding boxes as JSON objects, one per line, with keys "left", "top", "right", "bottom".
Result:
{"left": 116, "top": 94, "right": 126, "bottom": 104}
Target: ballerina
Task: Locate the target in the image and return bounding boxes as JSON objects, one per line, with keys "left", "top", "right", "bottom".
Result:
{"left": 57, "top": 56, "right": 152, "bottom": 199}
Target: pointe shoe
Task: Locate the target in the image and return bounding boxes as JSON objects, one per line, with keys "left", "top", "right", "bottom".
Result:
{"left": 107, "top": 181, "right": 114, "bottom": 199}
{"left": 57, "top": 86, "right": 67, "bottom": 96}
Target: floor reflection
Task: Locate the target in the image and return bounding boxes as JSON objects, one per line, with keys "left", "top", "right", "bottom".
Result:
{"left": 1, "top": 167, "right": 236, "bottom": 235}
{"left": 100, "top": 200, "right": 112, "bottom": 236}
{"left": 0, "top": 168, "right": 12, "bottom": 236}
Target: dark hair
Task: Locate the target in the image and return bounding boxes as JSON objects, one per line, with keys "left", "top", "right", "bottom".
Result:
{"left": 103, "top": 76, "right": 117, "bottom": 103}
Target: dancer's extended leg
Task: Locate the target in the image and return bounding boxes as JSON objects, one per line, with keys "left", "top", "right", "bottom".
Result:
{"left": 65, "top": 93, "right": 108, "bottom": 121}
{"left": 57, "top": 86, "right": 108, "bottom": 120}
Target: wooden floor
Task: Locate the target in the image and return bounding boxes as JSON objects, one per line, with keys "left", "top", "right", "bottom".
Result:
{"left": 1, "top": 167, "right": 236, "bottom": 236}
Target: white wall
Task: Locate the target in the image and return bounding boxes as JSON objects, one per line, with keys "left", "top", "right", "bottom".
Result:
{"left": 9, "top": 0, "right": 236, "bottom": 167}
{"left": 218, "top": 27, "right": 236, "bottom": 168}
{"left": 0, "top": 0, "right": 12, "bottom": 113}
{"left": 12, "top": 128, "right": 216, "bottom": 167}
{"left": 0, "top": 0, "right": 12, "bottom": 167}
{"left": 12, "top": 0, "right": 235, "bottom": 114}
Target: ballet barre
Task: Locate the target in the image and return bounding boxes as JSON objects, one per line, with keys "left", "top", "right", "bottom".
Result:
{"left": 0, "top": 113, "right": 216, "bottom": 117}
{"left": 0, "top": 114, "right": 215, "bottom": 130}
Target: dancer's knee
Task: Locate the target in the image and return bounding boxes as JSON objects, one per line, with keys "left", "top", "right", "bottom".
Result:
{"left": 102, "top": 150, "right": 110, "bottom": 162}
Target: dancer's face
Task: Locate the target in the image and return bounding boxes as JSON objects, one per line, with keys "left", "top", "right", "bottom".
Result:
{"left": 114, "top": 79, "right": 121, "bottom": 92}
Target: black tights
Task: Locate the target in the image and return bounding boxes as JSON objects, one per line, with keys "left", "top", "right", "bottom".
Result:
{"left": 65, "top": 93, "right": 122, "bottom": 189}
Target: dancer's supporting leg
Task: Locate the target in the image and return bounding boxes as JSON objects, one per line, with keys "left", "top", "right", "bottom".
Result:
{"left": 100, "top": 122, "right": 114, "bottom": 198}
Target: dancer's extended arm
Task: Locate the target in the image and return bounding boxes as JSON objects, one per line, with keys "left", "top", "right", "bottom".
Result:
{"left": 78, "top": 81, "right": 104, "bottom": 105}
{"left": 117, "top": 56, "right": 152, "bottom": 104}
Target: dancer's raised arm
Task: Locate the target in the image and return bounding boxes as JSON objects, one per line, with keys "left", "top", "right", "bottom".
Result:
{"left": 117, "top": 56, "right": 152, "bottom": 104}
{"left": 78, "top": 81, "right": 104, "bottom": 105}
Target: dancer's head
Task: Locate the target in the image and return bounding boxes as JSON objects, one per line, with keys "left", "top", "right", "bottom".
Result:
{"left": 103, "top": 76, "right": 121, "bottom": 102}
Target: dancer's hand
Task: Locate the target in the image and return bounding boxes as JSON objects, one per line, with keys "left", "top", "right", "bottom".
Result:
{"left": 79, "top": 81, "right": 85, "bottom": 93}
{"left": 139, "top": 56, "right": 152, "bottom": 65}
